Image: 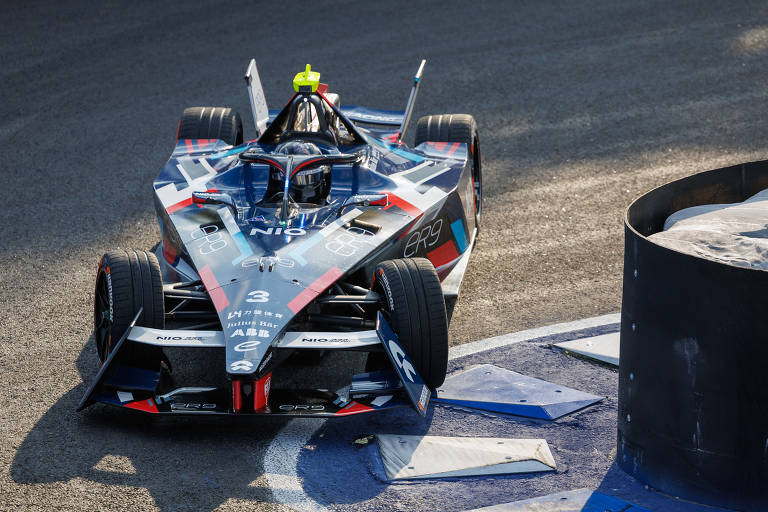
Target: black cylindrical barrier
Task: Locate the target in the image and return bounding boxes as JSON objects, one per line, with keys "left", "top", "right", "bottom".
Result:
{"left": 618, "top": 160, "right": 768, "bottom": 511}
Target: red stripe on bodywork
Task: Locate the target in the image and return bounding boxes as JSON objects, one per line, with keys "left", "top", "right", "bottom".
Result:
{"left": 287, "top": 266, "right": 344, "bottom": 314}
{"left": 232, "top": 380, "right": 242, "bottom": 413}
{"left": 253, "top": 372, "right": 272, "bottom": 410}
{"left": 427, "top": 241, "right": 460, "bottom": 268}
{"left": 166, "top": 188, "right": 219, "bottom": 214}
{"left": 124, "top": 398, "right": 158, "bottom": 414}
{"left": 184, "top": 139, "right": 194, "bottom": 153}
{"left": 335, "top": 401, "right": 374, "bottom": 416}
{"left": 166, "top": 197, "right": 194, "bottom": 214}
{"left": 384, "top": 193, "right": 421, "bottom": 217}
{"left": 446, "top": 142, "right": 460, "bottom": 156}
{"left": 434, "top": 142, "right": 448, "bottom": 151}
{"left": 198, "top": 264, "right": 230, "bottom": 312}
{"left": 162, "top": 234, "right": 178, "bottom": 264}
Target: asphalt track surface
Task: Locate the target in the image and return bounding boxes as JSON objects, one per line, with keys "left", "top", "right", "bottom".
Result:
{"left": 3, "top": 1, "right": 768, "bottom": 510}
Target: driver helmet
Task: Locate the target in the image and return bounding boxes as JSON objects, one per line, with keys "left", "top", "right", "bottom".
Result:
{"left": 274, "top": 140, "right": 331, "bottom": 204}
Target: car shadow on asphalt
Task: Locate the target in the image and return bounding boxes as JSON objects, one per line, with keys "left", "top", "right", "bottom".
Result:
{"left": 9, "top": 335, "right": 333, "bottom": 510}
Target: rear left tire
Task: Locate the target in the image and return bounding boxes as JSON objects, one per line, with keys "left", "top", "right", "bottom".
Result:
{"left": 177, "top": 106, "right": 244, "bottom": 146}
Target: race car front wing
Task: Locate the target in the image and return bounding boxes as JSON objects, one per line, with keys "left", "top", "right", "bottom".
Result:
{"left": 77, "top": 312, "right": 431, "bottom": 418}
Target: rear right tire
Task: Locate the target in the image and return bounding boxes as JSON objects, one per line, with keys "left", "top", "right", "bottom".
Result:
{"left": 415, "top": 114, "right": 483, "bottom": 229}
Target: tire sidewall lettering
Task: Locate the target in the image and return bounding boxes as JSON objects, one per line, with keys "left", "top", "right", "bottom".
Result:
{"left": 379, "top": 270, "right": 395, "bottom": 312}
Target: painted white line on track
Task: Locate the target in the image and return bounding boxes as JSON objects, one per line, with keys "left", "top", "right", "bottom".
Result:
{"left": 263, "top": 312, "right": 621, "bottom": 511}
{"left": 264, "top": 419, "right": 328, "bottom": 512}
{"left": 448, "top": 313, "right": 620, "bottom": 360}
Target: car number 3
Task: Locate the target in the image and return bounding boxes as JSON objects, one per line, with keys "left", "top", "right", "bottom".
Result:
{"left": 246, "top": 290, "right": 270, "bottom": 303}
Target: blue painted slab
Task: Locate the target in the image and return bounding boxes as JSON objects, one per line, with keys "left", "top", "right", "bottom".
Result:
{"left": 434, "top": 364, "right": 602, "bottom": 420}
{"left": 463, "top": 488, "right": 651, "bottom": 511}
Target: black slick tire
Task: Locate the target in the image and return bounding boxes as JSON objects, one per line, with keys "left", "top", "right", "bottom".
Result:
{"left": 177, "top": 106, "right": 244, "bottom": 146}
{"left": 371, "top": 258, "right": 449, "bottom": 389}
{"left": 414, "top": 114, "right": 483, "bottom": 229}
{"left": 94, "top": 250, "right": 165, "bottom": 369}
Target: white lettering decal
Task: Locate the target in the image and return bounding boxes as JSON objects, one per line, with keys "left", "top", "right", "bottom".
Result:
{"left": 234, "top": 340, "right": 262, "bottom": 352}
{"left": 250, "top": 227, "right": 306, "bottom": 236}
{"left": 404, "top": 218, "right": 442, "bottom": 257}
{"left": 230, "top": 360, "right": 253, "bottom": 371}
{"left": 246, "top": 290, "right": 270, "bottom": 303}
{"left": 388, "top": 339, "right": 416, "bottom": 382}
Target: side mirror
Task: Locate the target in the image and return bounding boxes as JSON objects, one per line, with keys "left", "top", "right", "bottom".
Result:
{"left": 338, "top": 194, "right": 388, "bottom": 216}
{"left": 192, "top": 191, "right": 238, "bottom": 217}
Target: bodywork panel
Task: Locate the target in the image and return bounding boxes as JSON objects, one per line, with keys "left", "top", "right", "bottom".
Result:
{"left": 153, "top": 123, "right": 475, "bottom": 379}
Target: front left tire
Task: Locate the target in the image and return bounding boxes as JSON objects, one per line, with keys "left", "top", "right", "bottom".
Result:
{"left": 94, "top": 249, "right": 165, "bottom": 368}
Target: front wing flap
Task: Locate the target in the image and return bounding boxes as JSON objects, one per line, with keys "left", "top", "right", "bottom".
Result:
{"left": 90, "top": 387, "right": 411, "bottom": 417}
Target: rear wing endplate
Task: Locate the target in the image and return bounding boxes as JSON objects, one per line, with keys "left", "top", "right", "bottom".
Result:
{"left": 245, "top": 59, "right": 269, "bottom": 137}
{"left": 397, "top": 59, "right": 426, "bottom": 143}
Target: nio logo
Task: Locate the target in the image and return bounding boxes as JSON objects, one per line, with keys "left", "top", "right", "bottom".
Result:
{"left": 155, "top": 336, "right": 203, "bottom": 341}
{"left": 388, "top": 339, "right": 416, "bottom": 382}
{"left": 170, "top": 403, "right": 217, "bottom": 410}
{"left": 301, "top": 338, "right": 352, "bottom": 343}
{"left": 250, "top": 227, "right": 306, "bottom": 236}
{"left": 279, "top": 404, "right": 325, "bottom": 411}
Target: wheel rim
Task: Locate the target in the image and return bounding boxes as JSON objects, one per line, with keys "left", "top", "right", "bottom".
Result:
{"left": 93, "top": 270, "right": 112, "bottom": 362}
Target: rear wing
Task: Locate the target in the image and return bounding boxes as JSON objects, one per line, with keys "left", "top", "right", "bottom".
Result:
{"left": 266, "top": 106, "right": 404, "bottom": 127}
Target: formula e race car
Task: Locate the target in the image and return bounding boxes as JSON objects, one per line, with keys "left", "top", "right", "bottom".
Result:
{"left": 79, "top": 61, "right": 482, "bottom": 417}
